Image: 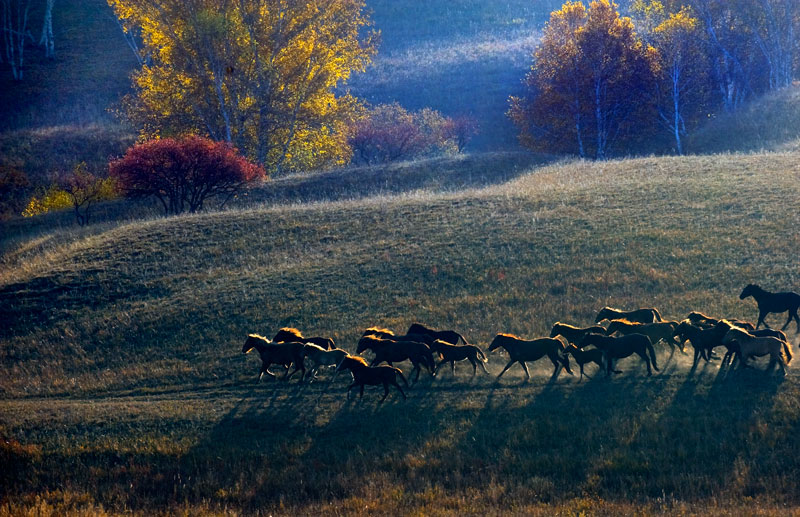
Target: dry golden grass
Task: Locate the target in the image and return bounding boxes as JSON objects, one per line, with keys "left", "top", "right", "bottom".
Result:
{"left": 2, "top": 151, "right": 800, "bottom": 515}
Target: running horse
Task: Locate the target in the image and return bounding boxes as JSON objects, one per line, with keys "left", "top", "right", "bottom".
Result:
{"left": 487, "top": 333, "right": 573, "bottom": 381}
{"left": 739, "top": 284, "right": 800, "bottom": 333}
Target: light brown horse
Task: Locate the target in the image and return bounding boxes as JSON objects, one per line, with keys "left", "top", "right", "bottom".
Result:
{"left": 429, "top": 339, "right": 489, "bottom": 376}
{"left": 242, "top": 334, "right": 306, "bottom": 382}
{"left": 722, "top": 327, "right": 793, "bottom": 374}
{"left": 335, "top": 355, "right": 408, "bottom": 401}
{"left": 302, "top": 344, "right": 349, "bottom": 382}
{"left": 487, "top": 333, "right": 573, "bottom": 380}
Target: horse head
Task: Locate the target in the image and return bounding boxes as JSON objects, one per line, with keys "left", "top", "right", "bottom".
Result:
{"left": 242, "top": 334, "right": 268, "bottom": 354}
{"left": 740, "top": 284, "right": 759, "bottom": 300}
{"left": 594, "top": 308, "right": 611, "bottom": 323}
{"left": 488, "top": 334, "right": 511, "bottom": 352}
{"left": 356, "top": 336, "right": 377, "bottom": 354}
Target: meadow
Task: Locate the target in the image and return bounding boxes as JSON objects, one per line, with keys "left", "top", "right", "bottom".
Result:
{"left": 2, "top": 151, "right": 800, "bottom": 515}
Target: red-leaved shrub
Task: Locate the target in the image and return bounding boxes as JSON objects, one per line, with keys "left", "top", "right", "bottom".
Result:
{"left": 109, "top": 136, "right": 265, "bottom": 216}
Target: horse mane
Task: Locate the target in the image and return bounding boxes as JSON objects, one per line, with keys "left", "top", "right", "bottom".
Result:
{"left": 277, "top": 327, "right": 304, "bottom": 338}
{"left": 552, "top": 322, "right": 578, "bottom": 330}
{"left": 610, "top": 318, "right": 637, "bottom": 325}
{"left": 247, "top": 333, "right": 269, "bottom": 342}
{"left": 344, "top": 355, "right": 369, "bottom": 367}
{"left": 364, "top": 326, "right": 394, "bottom": 335}
{"left": 496, "top": 332, "right": 520, "bottom": 339}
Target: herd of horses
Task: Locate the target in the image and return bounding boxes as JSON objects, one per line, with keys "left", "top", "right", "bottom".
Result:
{"left": 242, "top": 284, "right": 800, "bottom": 401}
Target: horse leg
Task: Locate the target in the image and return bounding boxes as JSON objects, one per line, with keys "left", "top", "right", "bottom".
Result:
{"left": 380, "top": 383, "right": 390, "bottom": 403}
{"left": 781, "top": 311, "right": 793, "bottom": 331}
{"left": 346, "top": 382, "right": 357, "bottom": 399}
{"left": 413, "top": 362, "right": 422, "bottom": 383}
{"left": 637, "top": 351, "right": 653, "bottom": 376}
{"left": 393, "top": 379, "right": 407, "bottom": 400}
{"left": 757, "top": 310, "right": 770, "bottom": 329}
{"left": 451, "top": 361, "right": 456, "bottom": 375}
{"left": 479, "top": 359, "right": 490, "bottom": 374}
{"left": 359, "top": 384, "right": 365, "bottom": 399}
{"left": 792, "top": 309, "right": 800, "bottom": 333}
{"left": 497, "top": 360, "right": 515, "bottom": 380}
{"left": 469, "top": 357, "right": 478, "bottom": 376}
{"left": 436, "top": 358, "right": 448, "bottom": 374}
{"left": 520, "top": 361, "right": 531, "bottom": 380}
{"left": 578, "top": 364, "right": 584, "bottom": 383}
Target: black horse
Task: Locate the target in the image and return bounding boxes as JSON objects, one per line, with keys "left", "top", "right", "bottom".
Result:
{"left": 362, "top": 327, "right": 434, "bottom": 345}
{"left": 579, "top": 333, "right": 659, "bottom": 376}
{"left": 550, "top": 322, "right": 607, "bottom": 346}
{"left": 740, "top": 284, "right": 800, "bottom": 333}
{"left": 487, "top": 333, "right": 573, "bottom": 381}
{"left": 429, "top": 339, "right": 489, "bottom": 376}
{"left": 407, "top": 323, "right": 470, "bottom": 345}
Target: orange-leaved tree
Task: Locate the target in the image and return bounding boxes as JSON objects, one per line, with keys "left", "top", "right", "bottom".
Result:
{"left": 509, "top": 0, "right": 658, "bottom": 159}
{"left": 108, "top": 0, "right": 377, "bottom": 174}
{"left": 109, "top": 136, "right": 265, "bottom": 216}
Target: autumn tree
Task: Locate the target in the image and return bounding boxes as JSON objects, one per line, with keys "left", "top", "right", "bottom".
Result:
{"left": 509, "top": 0, "right": 657, "bottom": 159}
{"left": 108, "top": 0, "right": 376, "bottom": 174}
{"left": 109, "top": 136, "right": 266, "bottom": 216}
{"left": 0, "top": 164, "right": 29, "bottom": 219}
{"left": 22, "top": 163, "right": 118, "bottom": 225}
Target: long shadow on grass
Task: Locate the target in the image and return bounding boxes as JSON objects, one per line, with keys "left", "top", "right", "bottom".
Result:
{"left": 598, "top": 356, "right": 786, "bottom": 503}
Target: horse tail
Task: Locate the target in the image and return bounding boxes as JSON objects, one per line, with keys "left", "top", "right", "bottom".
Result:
{"left": 646, "top": 339, "right": 659, "bottom": 371}
{"left": 395, "top": 368, "right": 409, "bottom": 388}
{"left": 455, "top": 332, "right": 470, "bottom": 345}
{"left": 475, "top": 346, "right": 488, "bottom": 362}
{"left": 652, "top": 308, "right": 664, "bottom": 322}
{"left": 782, "top": 340, "right": 793, "bottom": 365}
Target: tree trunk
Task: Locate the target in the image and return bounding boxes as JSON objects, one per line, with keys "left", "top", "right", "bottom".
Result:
{"left": 39, "top": 0, "right": 53, "bottom": 58}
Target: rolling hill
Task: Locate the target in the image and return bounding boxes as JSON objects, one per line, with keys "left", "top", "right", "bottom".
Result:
{"left": 2, "top": 150, "right": 800, "bottom": 515}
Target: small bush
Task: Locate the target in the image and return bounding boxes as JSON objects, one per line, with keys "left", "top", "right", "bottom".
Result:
{"left": 348, "top": 103, "right": 477, "bottom": 165}
{"left": 109, "top": 136, "right": 266, "bottom": 216}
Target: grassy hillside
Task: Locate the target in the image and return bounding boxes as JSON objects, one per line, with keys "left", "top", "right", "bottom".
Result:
{"left": 2, "top": 151, "right": 800, "bottom": 514}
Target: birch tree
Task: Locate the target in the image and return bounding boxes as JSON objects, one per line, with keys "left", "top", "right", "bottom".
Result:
{"left": 38, "top": 0, "right": 53, "bottom": 58}
{"left": 1, "top": 0, "right": 32, "bottom": 80}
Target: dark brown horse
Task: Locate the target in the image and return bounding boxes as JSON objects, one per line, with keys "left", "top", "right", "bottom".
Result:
{"left": 579, "top": 333, "right": 659, "bottom": 376}
{"left": 429, "top": 339, "right": 489, "bottom": 376}
{"left": 362, "top": 327, "right": 434, "bottom": 345}
{"left": 335, "top": 356, "right": 408, "bottom": 401}
{"left": 563, "top": 343, "right": 603, "bottom": 381}
{"left": 740, "top": 284, "right": 800, "bottom": 333}
{"left": 407, "top": 323, "right": 469, "bottom": 345}
{"left": 242, "top": 334, "right": 306, "bottom": 382}
{"left": 672, "top": 321, "right": 726, "bottom": 368}
{"left": 356, "top": 335, "right": 436, "bottom": 382}
{"left": 550, "top": 322, "right": 607, "bottom": 346}
{"left": 273, "top": 327, "right": 335, "bottom": 350}
{"left": 595, "top": 306, "right": 663, "bottom": 324}
{"left": 487, "top": 333, "right": 573, "bottom": 380}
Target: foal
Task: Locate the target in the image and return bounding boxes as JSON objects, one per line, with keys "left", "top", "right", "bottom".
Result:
{"left": 429, "top": 339, "right": 489, "bottom": 376}
{"left": 487, "top": 333, "right": 573, "bottom": 380}
{"left": 302, "top": 344, "right": 349, "bottom": 382}
{"left": 740, "top": 284, "right": 800, "bottom": 333}
{"left": 336, "top": 356, "right": 408, "bottom": 401}
{"left": 563, "top": 343, "right": 603, "bottom": 381}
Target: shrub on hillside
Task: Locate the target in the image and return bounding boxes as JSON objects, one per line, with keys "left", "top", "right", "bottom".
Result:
{"left": 22, "top": 162, "right": 118, "bottom": 225}
{"left": 348, "top": 103, "right": 477, "bottom": 165}
{"left": 109, "top": 136, "right": 266, "bottom": 216}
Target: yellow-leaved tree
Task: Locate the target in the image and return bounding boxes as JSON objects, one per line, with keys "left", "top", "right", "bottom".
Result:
{"left": 108, "top": 0, "right": 377, "bottom": 174}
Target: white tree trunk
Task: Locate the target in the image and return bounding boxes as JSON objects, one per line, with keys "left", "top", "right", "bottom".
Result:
{"left": 39, "top": 0, "right": 53, "bottom": 58}
{"left": 2, "top": 0, "right": 31, "bottom": 80}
